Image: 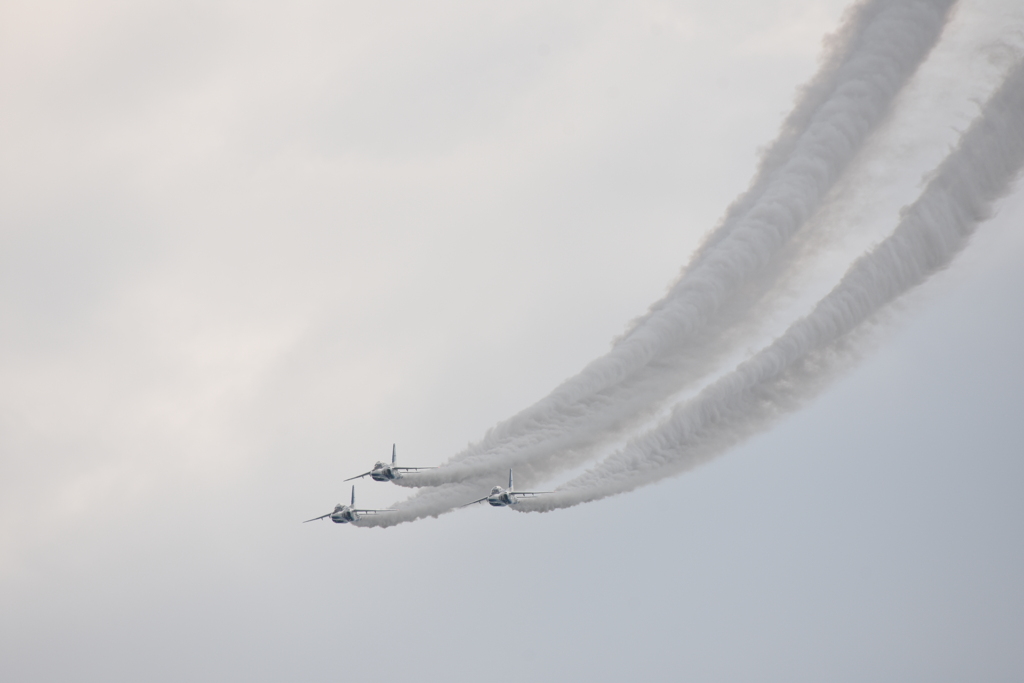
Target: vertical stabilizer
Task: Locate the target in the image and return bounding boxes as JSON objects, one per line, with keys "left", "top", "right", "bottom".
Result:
{"left": 392, "top": 444, "right": 397, "bottom": 465}
{"left": 509, "top": 469, "right": 514, "bottom": 491}
{"left": 351, "top": 485, "right": 355, "bottom": 507}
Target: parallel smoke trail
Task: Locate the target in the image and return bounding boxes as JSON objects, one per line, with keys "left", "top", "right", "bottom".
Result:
{"left": 515, "top": 58, "right": 1024, "bottom": 512}
{"left": 368, "top": 0, "right": 957, "bottom": 526}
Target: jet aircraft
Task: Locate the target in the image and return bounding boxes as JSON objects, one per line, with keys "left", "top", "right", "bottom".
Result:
{"left": 462, "top": 469, "right": 549, "bottom": 507}
{"left": 345, "top": 444, "right": 435, "bottom": 482}
{"left": 303, "top": 485, "right": 394, "bottom": 524}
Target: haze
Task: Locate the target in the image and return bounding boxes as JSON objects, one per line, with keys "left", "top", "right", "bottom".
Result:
{"left": 2, "top": 1, "right": 1023, "bottom": 681}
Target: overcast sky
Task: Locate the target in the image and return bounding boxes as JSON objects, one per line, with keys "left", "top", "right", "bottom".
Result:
{"left": 2, "top": 1, "right": 1023, "bottom": 681}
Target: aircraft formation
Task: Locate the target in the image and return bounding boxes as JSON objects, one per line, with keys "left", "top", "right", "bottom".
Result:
{"left": 303, "top": 444, "right": 547, "bottom": 525}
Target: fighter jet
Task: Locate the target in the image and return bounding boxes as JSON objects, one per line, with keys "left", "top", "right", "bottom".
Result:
{"left": 303, "top": 485, "right": 395, "bottom": 524}
{"left": 345, "top": 444, "right": 435, "bottom": 483}
{"left": 462, "top": 469, "right": 549, "bottom": 507}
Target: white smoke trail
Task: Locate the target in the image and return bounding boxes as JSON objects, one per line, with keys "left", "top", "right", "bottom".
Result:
{"left": 514, "top": 58, "right": 1024, "bottom": 512}
{"left": 356, "top": 1, "right": 965, "bottom": 527}
{"left": 394, "top": 0, "right": 957, "bottom": 500}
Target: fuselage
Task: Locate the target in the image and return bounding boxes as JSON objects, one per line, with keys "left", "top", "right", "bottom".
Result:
{"left": 329, "top": 505, "right": 359, "bottom": 523}
{"left": 369, "top": 462, "right": 399, "bottom": 482}
{"left": 486, "top": 486, "right": 516, "bottom": 507}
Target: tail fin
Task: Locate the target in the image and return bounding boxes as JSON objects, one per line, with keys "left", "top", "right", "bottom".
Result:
{"left": 351, "top": 485, "right": 355, "bottom": 507}
{"left": 392, "top": 443, "right": 397, "bottom": 465}
{"left": 509, "top": 469, "right": 514, "bottom": 491}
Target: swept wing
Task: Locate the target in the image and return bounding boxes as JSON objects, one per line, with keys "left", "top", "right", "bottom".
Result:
{"left": 303, "top": 512, "right": 333, "bottom": 523}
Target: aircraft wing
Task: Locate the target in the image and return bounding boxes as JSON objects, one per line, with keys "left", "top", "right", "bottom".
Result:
{"left": 353, "top": 508, "right": 396, "bottom": 515}
{"left": 393, "top": 466, "right": 436, "bottom": 472}
{"left": 512, "top": 491, "right": 550, "bottom": 498}
{"left": 460, "top": 496, "right": 490, "bottom": 507}
{"left": 344, "top": 471, "right": 373, "bottom": 482}
{"left": 303, "top": 513, "right": 332, "bottom": 523}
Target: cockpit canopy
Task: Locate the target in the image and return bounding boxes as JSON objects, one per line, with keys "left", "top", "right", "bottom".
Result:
{"left": 374, "top": 461, "right": 385, "bottom": 469}
{"left": 490, "top": 486, "right": 502, "bottom": 495}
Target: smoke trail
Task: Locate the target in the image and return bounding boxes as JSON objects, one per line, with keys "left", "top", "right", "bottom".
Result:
{"left": 688, "top": 0, "right": 934, "bottom": 267}
{"left": 366, "top": 0, "right": 957, "bottom": 525}
{"left": 405, "top": 0, "right": 954, "bottom": 485}
{"left": 515, "top": 58, "right": 1024, "bottom": 512}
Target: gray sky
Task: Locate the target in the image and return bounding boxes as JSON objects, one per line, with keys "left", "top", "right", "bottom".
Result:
{"left": 1, "top": 1, "right": 1023, "bottom": 681}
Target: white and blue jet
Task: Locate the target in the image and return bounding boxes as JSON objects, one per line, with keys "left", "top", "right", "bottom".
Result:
{"left": 345, "top": 444, "right": 435, "bottom": 483}
{"left": 462, "top": 469, "right": 549, "bottom": 508}
{"left": 303, "top": 485, "right": 394, "bottom": 524}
